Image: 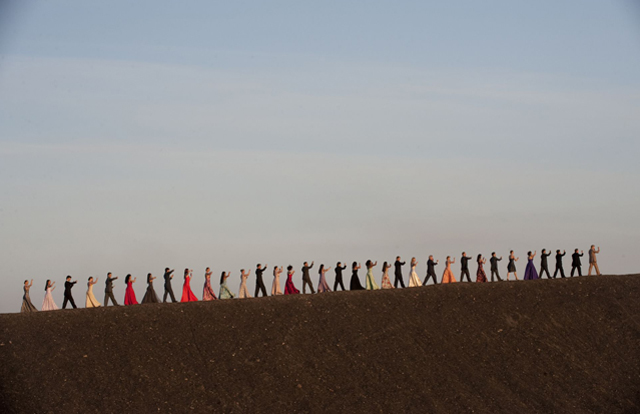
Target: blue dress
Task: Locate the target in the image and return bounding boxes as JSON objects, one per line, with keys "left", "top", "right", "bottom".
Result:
{"left": 523, "top": 259, "right": 539, "bottom": 280}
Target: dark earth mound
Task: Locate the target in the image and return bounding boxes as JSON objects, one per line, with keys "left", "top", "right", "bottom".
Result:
{"left": 0, "top": 275, "right": 639, "bottom": 413}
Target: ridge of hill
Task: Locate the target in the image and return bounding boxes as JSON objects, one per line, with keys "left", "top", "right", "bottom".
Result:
{"left": 0, "top": 275, "right": 638, "bottom": 413}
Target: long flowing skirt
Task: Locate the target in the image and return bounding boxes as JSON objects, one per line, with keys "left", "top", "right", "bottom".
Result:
{"left": 142, "top": 283, "right": 159, "bottom": 304}
{"left": 124, "top": 283, "right": 138, "bottom": 305}
{"left": 284, "top": 275, "right": 300, "bottom": 295}
{"left": 350, "top": 273, "right": 365, "bottom": 291}
{"left": 41, "top": 290, "right": 58, "bottom": 311}
{"left": 202, "top": 280, "right": 217, "bottom": 301}
{"left": 272, "top": 275, "right": 283, "bottom": 295}
{"left": 442, "top": 268, "right": 457, "bottom": 284}
{"left": 476, "top": 265, "right": 488, "bottom": 283}
{"left": 365, "top": 269, "right": 379, "bottom": 290}
{"left": 219, "top": 282, "right": 236, "bottom": 299}
{"left": 181, "top": 281, "right": 199, "bottom": 302}
{"left": 238, "top": 279, "right": 251, "bottom": 299}
{"left": 380, "top": 272, "right": 394, "bottom": 289}
{"left": 317, "top": 273, "right": 332, "bottom": 293}
{"left": 408, "top": 270, "right": 422, "bottom": 287}
{"left": 86, "top": 286, "right": 102, "bottom": 307}
{"left": 524, "top": 260, "right": 539, "bottom": 280}
{"left": 21, "top": 291, "right": 38, "bottom": 312}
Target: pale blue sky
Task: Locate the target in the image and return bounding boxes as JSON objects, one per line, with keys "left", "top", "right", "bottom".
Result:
{"left": 1, "top": 1, "right": 639, "bottom": 312}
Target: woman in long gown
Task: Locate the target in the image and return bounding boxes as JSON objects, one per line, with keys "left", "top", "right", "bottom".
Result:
{"left": 284, "top": 265, "right": 300, "bottom": 295}
{"left": 219, "top": 271, "right": 236, "bottom": 299}
{"left": 523, "top": 251, "right": 540, "bottom": 280}
{"left": 441, "top": 256, "right": 457, "bottom": 284}
{"left": 141, "top": 273, "right": 159, "bottom": 304}
{"left": 181, "top": 268, "right": 199, "bottom": 302}
{"left": 317, "top": 264, "right": 332, "bottom": 293}
{"left": 350, "top": 262, "right": 365, "bottom": 290}
{"left": 237, "top": 269, "right": 252, "bottom": 299}
{"left": 202, "top": 268, "right": 217, "bottom": 301}
{"left": 85, "top": 277, "right": 102, "bottom": 308}
{"left": 380, "top": 262, "right": 394, "bottom": 289}
{"left": 124, "top": 274, "right": 138, "bottom": 305}
{"left": 271, "top": 266, "right": 283, "bottom": 295}
{"left": 476, "top": 254, "right": 488, "bottom": 283}
{"left": 507, "top": 250, "right": 519, "bottom": 281}
{"left": 21, "top": 279, "right": 38, "bottom": 312}
{"left": 41, "top": 280, "right": 58, "bottom": 311}
{"left": 365, "top": 260, "right": 380, "bottom": 290}
{"left": 408, "top": 257, "right": 422, "bottom": 287}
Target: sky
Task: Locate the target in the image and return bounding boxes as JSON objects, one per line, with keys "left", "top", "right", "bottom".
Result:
{"left": 1, "top": 0, "right": 639, "bottom": 313}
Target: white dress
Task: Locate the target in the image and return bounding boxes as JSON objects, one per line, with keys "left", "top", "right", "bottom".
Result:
{"left": 271, "top": 269, "right": 283, "bottom": 295}
{"left": 41, "top": 287, "right": 59, "bottom": 311}
{"left": 238, "top": 273, "right": 252, "bottom": 299}
{"left": 408, "top": 264, "right": 422, "bottom": 287}
{"left": 86, "top": 282, "right": 101, "bottom": 308}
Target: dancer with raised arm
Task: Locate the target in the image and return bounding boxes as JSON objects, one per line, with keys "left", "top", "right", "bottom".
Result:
{"left": 318, "top": 264, "right": 332, "bottom": 293}
{"left": 238, "top": 269, "right": 252, "bottom": 299}
{"left": 301, "top": 261, "right": 315, "bottom": 294}
{"left": 254, "top": 264, "right": 268, "bottom": 297}
{"left": 423, "top": 256, "right": 439, "bottom": 286}
{"left": 85, "top": 277, "right": 101, "bottom": 308}
{"left": 284, "top": 266, "right": 300, "bottom": 295}
{"left": 539, "top": 249, "right": 552, "bottom": 279}
{"left": 380, "top": 262, "right": 394, "bottom": 289}
{"left": 163, "top": 268, "right": 177, "bottom": 303}
{"left": 21, "top": 279, "right": 38, "bottom": 313}
{"left": 394, "top": 256, "right": 406, "bottom": 288}
{"left": 523, "top": 251, "right": 539, "bottom": 280}
{"left": 333, "top": 262, "right": 347, "bottom": 291}
{"left": 442, "top": 256, "right": 457, "bottom": 284}
{"left": 142, "top": 273, "right": 159, "bottom": 304}
{"left": 408, "top": 257, "right": 422, "bottom": 287}
{"left": 554, "top": 250, "right": 566, "bottom": 278}
{"left": 350, "top": 262, "right": 365, "bottom": 290}
{"left": 506, "top": 251, "right": 519, "bottom": 281}
{"left": 181, "top": 269, "right": 199, "bottom": 302}
{"left": 571, "top": 249, "right": 584, "bottom": 277}
{"left": 272, "top": 266, "right": 283, "bottom": 296}
{"left": 124, "top": 274, "right": 138, "bottom": 305}
{"left": 459, "top": 252, "right": 472, "bottom": 282}
{"left": 62, "top": 276, "right": 78, "bottom": 309}
{"left": 364, "top": 260, "right": 379, "bottom": 290}
{"left": 41, "top": 280, "right": 58, "bottom": 311}
{"left": 476, "top": 254, "right": 487, "bottom": 283}
{"left": 219, "top": 271, "right": 236, "bottom": 299}
{"left": 588, "top": 245, "right": 601, "bottom": 275}
{"left": 489, "top": 253, "right": 503, "bottom": 282}
{"left": 104, "top": 272, "right": 119, "bottom": 306}
{"left": 202, "top": 268, "right": 217, "bottom": 300}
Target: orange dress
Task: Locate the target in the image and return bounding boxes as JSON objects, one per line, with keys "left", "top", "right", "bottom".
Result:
{"left": 441, "top": 260, "right": 457, "bottom": 284}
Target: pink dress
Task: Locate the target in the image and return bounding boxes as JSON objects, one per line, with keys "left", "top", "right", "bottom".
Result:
{"left": 284, "top": 272, "right": 300, "bottom": 295}
{"left": 181, "top": 276, "right": 198, "bottom": 302}
{"left": 202, "top": 277, "right": 217, "bottom": 300}
{"left": 124, "top": 282, "right": 138, "bottom": 305}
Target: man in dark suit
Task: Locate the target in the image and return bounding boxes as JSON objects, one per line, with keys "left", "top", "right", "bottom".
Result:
{"left": 62, "top": 275, "right": 77, "bottom": 309}
{"left": 301, "top": 261, "right": 315, "bottom": 294}
{"left": 489, "top": 252, "right": 502, "bottom": 281}
{"left": 163, "top": 268, "right": 177, "bottom": 302}
{"left": 554, "top": 250, "right": 566, "bottom": 278}
{"left": 571, "top": 249, "right": 584, "bottom": 277}
{"left": 539, "top": 249, "right": 552, "bottom": 279}
{"left": 254, "top": 263, "right": 268, "bottom": 297}
{"left": 422, "top": 255, "right": 438, "bottom": 285}
{"left": 334, "top": 262, "right": 346, "bottom": 291}
{"left": 104, "top": 272, "right": 119, "bottom": 306}
{"left": 394, "top": 256, "right": 406, "bottom": 288}
{"left": 459, "top": 252, "right": 472, "bottom": 282}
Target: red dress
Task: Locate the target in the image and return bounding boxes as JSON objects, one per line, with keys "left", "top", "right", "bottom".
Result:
{"left": 284, "top": 272, "right": 300, "bottom": 295}
{"left": 124, "top": 281, "right": 138, "bottom": 305}
{"left": 181, "top": 276, "right": 199, "bottom": 302}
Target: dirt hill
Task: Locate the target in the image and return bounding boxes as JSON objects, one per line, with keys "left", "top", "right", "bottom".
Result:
{"left": 0, "top": 275, "right": 638, "bottom": 413}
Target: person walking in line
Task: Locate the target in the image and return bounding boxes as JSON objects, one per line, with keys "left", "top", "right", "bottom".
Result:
{"left": 423, "top": 255, "right": 439, "bottom": 286}
{"left": 124, "top": 274, "right": 138, "bottom": 305}
{"left": 506, "top": 251, "right": 519, "bottom": 281}
{"left": 254, "top": 264, "right": 269, "bottom": 297}
{"left": 85, "top": 277, "right": 101, "bottom": 308}
{"left": 41, "top": 280, "right": 58, "bottom": 311}
{"left": 333, "top": 262, "right": 347, "bottom": 291}
{"left": 476, "top": 254, "right": 488, "bottom": 283}
{"left": 539, "top": 249, "right": 552, "bottom": 279}
{"left": 394, "top": 256, "right": 406, "bottom": 288}
{"left": 571, "top": 249, "right": 584, "bottom": 277}
{"left": 489, "top": 253, "right": 503, "bottom": 282}
{"left": 21, "top": 279, "right": 38, "bottom": 313}
{"left": 523, "top": 251, "right": 539, "bottom": 280}
{"left": 202, "top": 268, "right": 218, "bottom": 300}
{"left": 459, "top": 252, "right": 472, "bottom": 282}
{"left": 62, "top": 276, "right": 78, "bottom": 309}
{"left": 141, "top": 273, "right": 160, "bottom": 304}
{"left": 238, "top": 269, "right": 252, "bottom": 299}
{"left": 284, "top": 266, "right": 300, "bottom": 295}
{"left": 365, "top": 260, "right": 379, "bottom": 290}
{"left": 588, "top": 245, "right": 601, "bottom": 275}
{"left": 219, "top": 271, "right": 236, "bottom": 299}
{"left": 163, "top": 268, "right": 177, "bottom": 303}
{"left": 301, "top": 261, "right": 316, "bottom": 294}
{"left": 318, "top": 264, "right": 332, "bottom": 293}
{"left": 441, "top": 256, "right": 457, "bottom": 284}
{"left": 104, "top": 272, "right": 119, "bottom": 306}
{"left": 380, "top": 262, "right": 394, "bottom": 289}
{"left": 350, "top": 262, "right": 365, "bottom": 290}
{"left": 272, "top": 266, "right": 284, "bottom": 296}
{"left": 553, "top": 250, "right": 566, "bottom": 278}
{"left": 181, "top": 269, "right": 198, "bottom": 302}
{"left": 408, "top": 257, "right": 422, "bottom": 287}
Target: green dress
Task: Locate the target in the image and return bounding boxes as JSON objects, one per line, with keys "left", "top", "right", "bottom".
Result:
{"left": 219, "top": 280, "right": 235, "bottom": 299}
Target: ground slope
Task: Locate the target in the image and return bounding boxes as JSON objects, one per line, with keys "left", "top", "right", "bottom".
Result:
{"left": 0, "top": 275, "right": 638, "bottom": 413}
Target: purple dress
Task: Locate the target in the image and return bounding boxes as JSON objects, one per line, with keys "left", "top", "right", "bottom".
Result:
{"left": 523, "top": 259, "right": 539, "bottom": 280}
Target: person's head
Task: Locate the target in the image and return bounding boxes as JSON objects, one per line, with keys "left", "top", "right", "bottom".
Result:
{"left": 273, "top": 265, "right": 277, "bottom": 270}
{"left": 411, "top": 257, "right": 416, "bottom": 263}
{"left": 184, "top": 268, "right": 189, "bottom": 276}
{"left": 365, "top": 259, "right": 371, "bottom": 267}
{"left": 303, "top": 261, "right": 308, "bottom": 266}
{"left": 125, "top": 274, "right": 132, "bottom": 284}
{"left": 45, "top": 279, "right": 51, "bottom": 290}
{"left": 24, "top": 280, "right": 28, "bottom": 285}
{"left": 107, "top": 272, "right": 112, "bottom": 278}
{"left": 66, "top": 275, "right": 71, "bottom": 281}
{"left": 446, "top": 256, "right": 450, "bottom": 261}
{"left": 337, "top": 262, "right": 342, "bottom": 267}
{"left": 429, "top": 255, "right": 433, "bottom": 260}
{"left": 528, "top": 251, "right": 532, "bottom": 256}
{"left": 383, "top": 261, "right": 388, "bottom": 269}
{"left": 477, "top": 254, "right": 482, "bottom": 262}
{"left": 352, "top": 261, "right": 358, "bottom": 269}
{"left": 575, "top": 248, "right": 579, "bottom": 253}
{"left": 591, "top": 245, "right": 595, "bottom": 249}
{"left": 165, "top": 267, "right": 170, "bottom": 272}
{"left": 240, "top": 269, "right": 245, "bottom": 273}
{"left": 287, "top": 265, "right": 293, "bottom": 271}
{"left": 88, "top": 276, "right": 93, "bottom": 282}
{"left": 542, "top": 249, "right": 546, "bottom": 254}
{"left": 219, "top": 271, "right": 226, "bottom": 284}
{"left": 557, "top": 249, "right": 561, "bottom": 254}
{"left": 257, "top": 263, "right": 261, "bottom": 269}
{"left": 206, "top": 267, "right": 210, "bottom": 272}
{"left": 491, "top": 252, "right": 496, "bottom": 257}
{"left": 510, "top": 250, "right": 514, "bottom": 254}
{"left": 396, "top": 256, "right": 400, "bottom": 261}
{"left": 319, "top": 264, "right": 324, "bottom": 272}
{"left": 462, "top": 252, "right": 466, "bottom": 257}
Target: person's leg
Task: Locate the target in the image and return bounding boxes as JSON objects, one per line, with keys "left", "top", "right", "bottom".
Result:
{"left": 560, "top": 267, "right": 565, "bottom": 278}
{"left": 163, "top": 290, "right": 168, "bottom": 302}
{"left": 62, "top": 296, "right": 69, "bottom": 309}
{"left": 302, "top": 278, "right": 308, "bottom": 294}
{"left": 571, "top": 266, "right": 576, "bottom": 277}
{"left": 260, "top": 281, "right": 267, "bottom": 297}
{"left": 339, "top": 280, "right": 346, "bottom": 291}
{"left": 577, "top": 266, "right": 582, "bottom": 277}
{"left": 255, "top": 282, "right": 260, "bottom": 297}
{"left": 109, "top": 291, "right": 119, "bottom": 306}
{"left": 104, "top": 293, "right": 110, "bottom": 306}
{"left": 69, "top": 296, "right": 77, "bottom": 309}
{"left": 495, "top": 269, "right": 502, "bottom": 281}
{"left": 169, "top": 288, "right": 177, "bottom": 302}
{"left": 594, "top": 262, "right": 600, "bottom": 275}
{"left": 588, "top": 263, "right": 593, "bottom": 276}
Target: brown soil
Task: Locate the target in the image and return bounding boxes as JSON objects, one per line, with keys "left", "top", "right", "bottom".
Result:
{"left": 0, "top": 275, "right": 638, "bottom": 413}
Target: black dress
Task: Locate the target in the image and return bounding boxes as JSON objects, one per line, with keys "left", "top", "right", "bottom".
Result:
{"left": 350, "top": 269, "right": 365, "bottom": 291}
{"left": 507, "top": 258, "right": 516, "bottom": 272}
{"left": 141, "top": 278, "right": 159, "bottom": 304}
